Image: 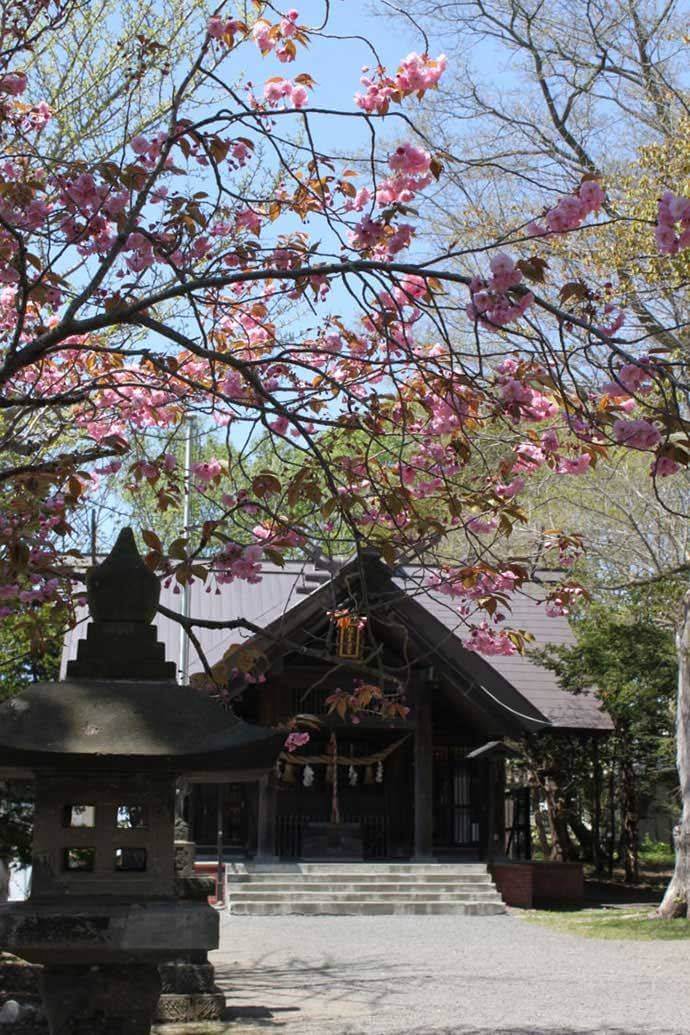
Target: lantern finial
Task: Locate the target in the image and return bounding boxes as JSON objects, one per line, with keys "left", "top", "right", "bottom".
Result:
{"left": 86, "top": 526, "right": 160, "bottom": 624}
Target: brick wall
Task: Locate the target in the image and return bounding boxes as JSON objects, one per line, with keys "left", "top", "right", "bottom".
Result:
{"left": 490, "top": 861, "right": 584, "bottom": 908}
{"left": 532, "top": 862, "right": 584, "bottom": 905}
{"left": 491, "top": 863, "right": 534, "bottom": 907}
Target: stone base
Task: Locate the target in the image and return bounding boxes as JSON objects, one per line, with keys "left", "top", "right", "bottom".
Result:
{"left": 41, "top": 963, "right": 160, "bottom": 1035}
{"left": 152, "top": 1026, "right": 237, "bottom": 1034}
{"left": 155, "top": 957, "right": 225, "bottom": 1024}
{"left": 155, "top": 992, "right": 225, "bottom": 1023}
{"left": 1, "top": 952, "right": 228, "bottom": 1031}
{"left": 0, "top": 953, "right": 46, "bottom": 1032}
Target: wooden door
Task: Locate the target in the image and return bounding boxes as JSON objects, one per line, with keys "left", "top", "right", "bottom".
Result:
{"left": 433, "top": 746, "right": 481, "bottom": 849}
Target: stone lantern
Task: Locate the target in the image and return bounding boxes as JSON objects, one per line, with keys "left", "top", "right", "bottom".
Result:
{"left": 0, "top": 529, "right": 284, "bottom": 1034}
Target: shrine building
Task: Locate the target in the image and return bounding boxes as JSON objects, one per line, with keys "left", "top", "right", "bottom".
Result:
{"left": 62, "top": 551, "right": 611, "bottom": 867}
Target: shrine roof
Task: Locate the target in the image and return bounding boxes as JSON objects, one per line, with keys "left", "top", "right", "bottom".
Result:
{"left": 60, "top": 557, "right": 612, "bottom": 735}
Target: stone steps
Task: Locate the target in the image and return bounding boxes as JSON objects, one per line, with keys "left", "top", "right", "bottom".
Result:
{"left": 225, "top": 863, "right": 506, "bottom": 916}
{"left": 226, "top": 863, "right": 491, "bottom": 876}
{"left": 229, "top": 900, "right": 505, "bottom": 916}
{"left": 229, "top": 881, "right": 495, "bottom": 893}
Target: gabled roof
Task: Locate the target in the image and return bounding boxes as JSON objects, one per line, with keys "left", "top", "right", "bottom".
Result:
{"left": 61, "top": 555, "right": 612, "bottom": 734}
{"left": 394, "top": 568, "right": 611, "bottom": 732}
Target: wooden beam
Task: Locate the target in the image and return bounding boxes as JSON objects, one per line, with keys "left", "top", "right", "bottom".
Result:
{"left": 413, "top": 682, "right": 434, "bottom": 860}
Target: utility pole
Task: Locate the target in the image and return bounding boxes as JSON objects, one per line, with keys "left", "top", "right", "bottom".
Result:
{"left": 90, "top": 510, "right": 97, "bottom": 565}
{"left": 178, "top": 416, "right": 194, "bottom": 685}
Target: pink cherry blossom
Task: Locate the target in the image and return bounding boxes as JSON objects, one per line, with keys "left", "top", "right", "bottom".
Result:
{"left": 291, "top": 85, "right": 308, "bottom": 108}
{"left": 495, "top": 476, "right": 525, "bottom": 499}
{"left": 652, "top": 456, "right": 680, "bottom": 478}
{"left": 388, "top": 143, "right": 431, "bottom": 176}
{"left": 465, "top": 622, "right": 518, "bottom": 656}
{"left": 395, "top": 52, "right": 447, "bottom": 92}
{"left": 192, "top": 458, "right": 223, "bottom": 485}
{"left": 556, "top": 453, "right": 592, "bottom": 475}
{"left": 612, "top": 418, "right": 662, "bottom": 450}
{"left": 252, "top": 20, "right": 274, "bottom": 54}
{"left": 285, "top": 731, "right": 310, "bottom": 751}
{"left": 578, "top": 180, "right": 605, "bottom": 212}
{"left": 0, "top": 72, "right": 27, "bottom": 96}
{"left": 207, "top": 15, "right": 225, "bottom": 38}
{"left": 279, "top": 9, "right": 300, "bottom": 37}
{"left": 466, "top": 516, "right": 498, "bottom": 535}
{"left": 236, "top": 208, "right": 262, "bottom": 236}
{"left": 263, "top": 77, "right": 292, "bottom": 105}
{"left": 655, "top": 191, "right": 690, "bottom": 254}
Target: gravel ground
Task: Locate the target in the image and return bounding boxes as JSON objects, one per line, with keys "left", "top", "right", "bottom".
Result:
{"left": 210, "top": 912, "right": 689, "bottom": 1035}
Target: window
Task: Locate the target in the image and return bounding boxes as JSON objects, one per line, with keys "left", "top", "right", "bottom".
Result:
{"left": 116, "top": 805, "right": 147, "bottom": 830}
{"left": 114, "top": 847, "right": 147, "bottom": 872}
{"left": 63, "top": 804, "right": 96, "bottom": 828}
{"left": 63, "top": 847, "right": 95, "bottom": 872}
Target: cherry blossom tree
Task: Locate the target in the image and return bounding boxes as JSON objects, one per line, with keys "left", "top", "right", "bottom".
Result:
{"left": 1, "top": 1, "right": 689, "bottom": 719}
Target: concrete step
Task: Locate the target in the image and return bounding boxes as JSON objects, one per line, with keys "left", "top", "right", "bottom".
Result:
{"left": 228, "top": 900, "right": 506, "bottom": 916}
{"left": 223, "top": 862, "right": 505, "bottom": 916}
{"left": 228, "top": 874, "right": 494, "bottom": 886}
{"left": 227, "top": 880, "right": 495, "bottom": 893}
{"left": 226, "top": 890, "right": 502, "bottom": 898}
{"left": 228, "top": 862, "right": 489, "bottom": 870}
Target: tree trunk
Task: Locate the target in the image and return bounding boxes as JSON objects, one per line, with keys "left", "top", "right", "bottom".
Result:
{"left": 566, "top": 811, "right": 593, "bottom": 862}
{"left": 544, "top": 776, "right": 578, "bottom": 861}
{"left": 658, "top": 589, "right": 690, "bottom": 918}
{"left": 620, "top": 756, "right": 639, "bottom": 883}
{"left": 533, "top": 789, "right": 551, "bottom": 857}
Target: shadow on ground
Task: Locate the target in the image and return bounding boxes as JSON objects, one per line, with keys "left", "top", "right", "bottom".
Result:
{"left": 215, "top": 954, "right": 682, "bottom": 1034}
{"left": 376, "top": 1028, "right": 682, "bottom": 1035}
{"left": 586, "top": 878, "right": 662, "bottom": 905}
{"left": 217, "top": 1016, "right": 681, "bottom": 1035}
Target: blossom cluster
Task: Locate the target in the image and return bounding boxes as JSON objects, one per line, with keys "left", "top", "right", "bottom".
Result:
{"left": 466, "top": 253, "right": 534, "bottom": 328}
{"left": 655, "top": 190, "right": 690, "bottom": 255}
{"left": 527, "top": 179, "right": 606, "bottom": 236}
{"left": 355, "top": 52, "right": 447, "bottom": 114}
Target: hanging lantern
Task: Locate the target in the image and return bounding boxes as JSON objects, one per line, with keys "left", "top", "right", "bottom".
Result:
{"left": 303, "top": 764, "right": 315, "bottom": 788}
{"left": 348, "top": 765, "right": 358, "bottom": 787}
{"left": 328, "top": 609, "right": 366, "bottom": 660}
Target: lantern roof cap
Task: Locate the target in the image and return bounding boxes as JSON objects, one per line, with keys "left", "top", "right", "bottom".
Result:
{"left": 0, "top": 678, "right": 281, "bottom": 767}
{"left": 0, "top": 528, "right": 284, "bottom": 771}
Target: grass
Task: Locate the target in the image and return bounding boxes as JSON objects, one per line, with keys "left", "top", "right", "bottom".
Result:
{"left": 639, "top": 844, "right": 675, "bottom": 869}
{"left": 521, "top": 907, "right": 690, "bottom": 941}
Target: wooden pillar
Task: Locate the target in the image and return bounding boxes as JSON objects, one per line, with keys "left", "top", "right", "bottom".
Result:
{"left": 256, "top": 774, "right": 278, "bottom": 862}
{"left": 592, "top": 736, "right": 602, "bottom": 872}
{"left": 486, "top": 759, "right": 496, "bottom": 863}
{"left": 216, "top": 783, "right": 225, "bottom": 905}
{"left": 413, "top": 683, "right": 434, "bottom": 860}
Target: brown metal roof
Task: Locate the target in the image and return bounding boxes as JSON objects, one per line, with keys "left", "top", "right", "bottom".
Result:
{"left": 396, "top": 571, "right": 611, "bottom": 732}
{"left": 60, "top": 559, "right": 612, "bottom": 734}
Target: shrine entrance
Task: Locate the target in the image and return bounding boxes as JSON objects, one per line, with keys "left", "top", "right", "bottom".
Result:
{"left": 432, "top": 746, "right": 483, "bottom": 853}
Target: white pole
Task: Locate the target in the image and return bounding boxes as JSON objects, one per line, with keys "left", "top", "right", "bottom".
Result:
{"left": 178, "top": 416, "right": 194, "bottom": 684}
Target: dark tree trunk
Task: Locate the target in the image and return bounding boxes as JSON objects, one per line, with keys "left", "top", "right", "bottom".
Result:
{"left": 620, "top": 757, "right": 639, "bottom": 883}
{"left": 659, "top": 589, "right": 690, "bottom": 918}
{"left": 544, "top": 776, "right": 578, "bottom": 861}
{"left": 533, "top": 789, "right": 550, "bottom": 857}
